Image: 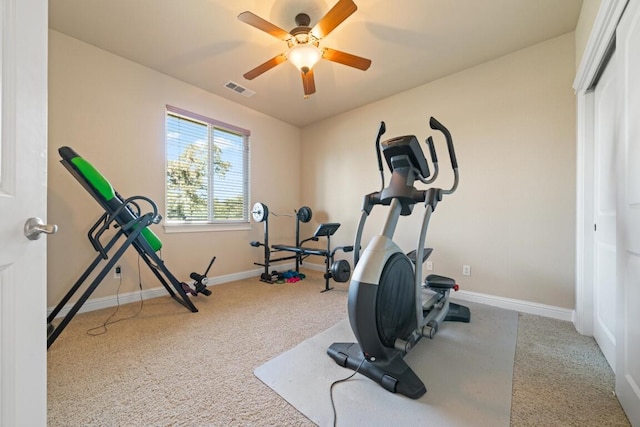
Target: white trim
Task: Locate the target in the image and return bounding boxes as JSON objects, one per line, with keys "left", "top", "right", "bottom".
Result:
{"left": 203, "top": 264, "right": 294, "bottom": 285}
{"left": 47, "top": 263, "right": 575, "bottom": 322}
{"left": 50, "top": 264, "right": 574, "bottom": 323}
{"left": 304, "top": 262, "right": 575, "bottom": 321}
{"left": 574, "top": 0, "right": 628, "bottom": 336}
{"left": 452, "top": 290, "right": 574, "bottom": 322}
{"left": 47, "top": 264, "right": 295, "bottom": 318}
{"left": 166, "top": 105, "right": 251, "bottom": 136}
{"left": 574, "top": 0, "right": 629, "bottom": 92}
{"left": 163, "top": 222, "right": 251, "bottom": 233}
{"left": 47, "top": 286, "right": 168, "bottom": 318}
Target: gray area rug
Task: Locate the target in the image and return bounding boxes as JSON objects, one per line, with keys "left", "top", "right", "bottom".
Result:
{"left": 255, "top": 301, "right": 518, "bottom": 427}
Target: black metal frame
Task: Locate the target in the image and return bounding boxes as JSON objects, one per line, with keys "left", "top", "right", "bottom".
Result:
{"left": 251, "top": 212, "right": 300, "bottom": 283}
{"left": 327, "top": 117, "right": 468, "bottom": 399}
{"left": 48, "top": 147, "right": 206, "bottom": 348}
{"left": 272, "top": 223, "right": 353, "bottom": 292}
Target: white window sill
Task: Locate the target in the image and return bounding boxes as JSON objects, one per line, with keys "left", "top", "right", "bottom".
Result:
{"left": 163, "top": 222, "right": 251, "bottom": 233}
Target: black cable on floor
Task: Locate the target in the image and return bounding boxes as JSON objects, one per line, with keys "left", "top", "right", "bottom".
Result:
{"left": 329, "top": 357, "right": 366, "bottom": 427}
{"left": 86, "top": 257, "right": 144, "bottom": 336}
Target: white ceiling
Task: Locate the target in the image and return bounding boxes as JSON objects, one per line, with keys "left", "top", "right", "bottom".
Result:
{"left": 49, "top": 0, "right": 584, "bottom": 127}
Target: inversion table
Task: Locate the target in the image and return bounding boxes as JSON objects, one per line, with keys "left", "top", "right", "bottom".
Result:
{"left": 47, "top": 146, "right": 210, "bottom": 348}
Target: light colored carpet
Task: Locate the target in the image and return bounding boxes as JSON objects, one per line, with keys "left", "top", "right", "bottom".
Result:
{"left": 255, "top": 302, "right": 517, "bottom": 427}
{"left": 510, "top": 314, "right": 630, "bottom": 427}
{"left": 47, "top": 270, "right": 630, "bottom": 426}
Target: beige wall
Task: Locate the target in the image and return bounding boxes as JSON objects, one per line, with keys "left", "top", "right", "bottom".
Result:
{"left": 301, "top": 33, "right": 577, "bottom": 309}
{"left": 47, "top": 30, "right": 301, "bottom": 305}
{"left": 575, "top": 0, "right": 603, "bottom": 70}
{"left": 48, "top": 30, "right": 578, "bottom": 310}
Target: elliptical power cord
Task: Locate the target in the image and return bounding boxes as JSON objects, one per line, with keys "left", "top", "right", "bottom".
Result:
{"left": 329, "top": 357, "right": 366, "bottom": 427}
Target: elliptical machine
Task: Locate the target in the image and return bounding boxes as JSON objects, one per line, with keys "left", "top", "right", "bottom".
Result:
{"left": 327, "top": 117, "right": 470, "bottom": 399}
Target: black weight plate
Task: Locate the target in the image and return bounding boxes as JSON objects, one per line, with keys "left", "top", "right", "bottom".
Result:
{"left": 297, "top": 206, "right": 312, "bottom": 223}
{"left": 331, "top": 259, "right": 351, "bottom": 282}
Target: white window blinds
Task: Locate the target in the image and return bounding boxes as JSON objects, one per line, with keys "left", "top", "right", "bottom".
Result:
{"left": 165, "top": 106, "right": 250, "bottom": 224}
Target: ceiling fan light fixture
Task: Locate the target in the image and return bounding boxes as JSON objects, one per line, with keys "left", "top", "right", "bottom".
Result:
{"left": 238, "top": 0, "right": 370, "bottom": 96}
{"left": 288, "top": 43, "right": 322, "bottom": 73}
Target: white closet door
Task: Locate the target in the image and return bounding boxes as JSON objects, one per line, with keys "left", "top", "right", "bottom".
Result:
{"left": 593, "top": 54, "right": 618, "bottom": 371}
{"left": 616, "top": 0, "right": 640, "bottom": 423}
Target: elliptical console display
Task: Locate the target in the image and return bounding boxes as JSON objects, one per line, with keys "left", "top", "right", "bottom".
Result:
{"left": 327, "top": 117, "right": 470, "bottom": 399}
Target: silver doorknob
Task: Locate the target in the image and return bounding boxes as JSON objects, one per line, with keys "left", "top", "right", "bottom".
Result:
{"left": 24, "top": 217, "right": 58, "bottom": 240}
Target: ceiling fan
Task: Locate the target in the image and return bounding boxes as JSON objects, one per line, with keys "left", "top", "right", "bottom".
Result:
{"left": 238, "top": 0, "right": 371, "bottom": 97}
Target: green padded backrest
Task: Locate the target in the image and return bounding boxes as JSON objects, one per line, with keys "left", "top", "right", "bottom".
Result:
{"left": 65, "top": 149, "right": 163, "bottom": 252}
{"left": 140, "top": 228, "right": 163, "bottom": 252}
{"left": 70, "top": 157, "right": 117, "bottom": 201}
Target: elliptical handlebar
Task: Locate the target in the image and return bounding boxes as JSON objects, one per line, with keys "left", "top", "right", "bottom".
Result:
{"left": 429, "top": 117, "right": 457, "bottom": 169}
{"left": 375, "top": 121, "right": 387, "bottom": 192}
{"left": 429, "top": 116, "right": 459, "bottom": 195}
{"left": 426, "top": 136, "right": 438, "bottom": 164}
{"left": 353, "top": 116, "right": 459, "bottom": 265}
{"left": 417, "top": 136, "right": 439, "bottom": 185}
{"left": 362, "top": 115, "right": 459, "bottom": 209}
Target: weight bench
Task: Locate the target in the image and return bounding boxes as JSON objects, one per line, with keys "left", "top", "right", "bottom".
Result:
{"left": 272, "top": 223, "right": 353, "bottom": 292}
{"left": 47, "top": 146, "right": 209, "bottom": 348}
{"left": 250, "top": 203, "right": 313, "bottom": 283}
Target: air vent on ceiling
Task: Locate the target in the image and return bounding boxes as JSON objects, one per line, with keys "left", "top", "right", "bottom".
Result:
{"left": 224, "top": 81, "right": 255, "bottom": 98}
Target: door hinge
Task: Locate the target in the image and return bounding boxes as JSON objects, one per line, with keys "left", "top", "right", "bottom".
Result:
{"left": 594, "top": 223, "right": 597, "bottom": 231}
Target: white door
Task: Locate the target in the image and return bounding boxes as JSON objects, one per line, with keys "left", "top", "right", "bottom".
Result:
{"left": 616, "top": 0, "right": 640, "bottom": 423}
{"left": 0, "top": 0, "right": 48, "bottom": 425}
{"left": 593, "top": 55, "right": 618, "bottom": 371}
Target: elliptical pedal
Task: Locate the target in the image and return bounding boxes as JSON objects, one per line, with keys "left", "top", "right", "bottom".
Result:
{"left": 406, "top": 248, "right": 433, "bottom": 265}
{"left": 444, "top": 302, "right": 471, "bottom": 323}
{"left": 423, "top": 274, "right": 471, "bottom": 323}
{"left": 424, "top": 274, "right": 457, "bottom": 290}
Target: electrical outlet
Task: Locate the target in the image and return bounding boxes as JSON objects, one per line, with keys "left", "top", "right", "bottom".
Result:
{"left": 114, "top": 265, "right": 121, "bottom": 279}
{"left": 462, "top": 265, "right": 471, "bottom": 276}
{"left": 426, "top": 261, "right": 433, "bottom": 271}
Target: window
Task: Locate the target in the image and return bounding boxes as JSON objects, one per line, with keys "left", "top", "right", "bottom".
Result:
{"left": 165, "top": 106, "right": 250, "bottom": 228}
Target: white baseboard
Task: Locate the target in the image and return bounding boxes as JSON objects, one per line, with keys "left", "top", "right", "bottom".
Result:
{"left": 47, "top": 264, "right": 295, "bottom": 319}
{"left": 280, "top": 263, "right": 576, "bottom": 322}
{"left": 49, "top": 264, "right": 575, "bottom": 324}
{"left": 452, "top": 290, "right": 575, "bottom": 322}
{"left": 47, "top": 287, "right": 169, "bottom": 318}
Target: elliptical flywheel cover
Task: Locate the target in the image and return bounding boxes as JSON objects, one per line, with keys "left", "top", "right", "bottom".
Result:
{"left": 376, "top": 252, "right": 416, "bottom": 347}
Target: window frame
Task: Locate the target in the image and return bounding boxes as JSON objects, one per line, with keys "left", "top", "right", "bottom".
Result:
{"left": 164, "top": 105, "right": 251, "bottom": 233}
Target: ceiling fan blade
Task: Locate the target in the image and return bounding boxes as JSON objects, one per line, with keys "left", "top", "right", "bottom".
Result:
{"left": 311, "top": 0, "right": 357, "bottom": 39}
{"left": 322, "top": 47, "right": 371, "bottom": 70}
{"left": 302, "top": 70, "right": 316, "bottom": 96}
{"left": 243, "top": 54, "right": 287, "bottom": 80}
{"left": 238, "top": 11, "right": 292, "bottom": 41}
